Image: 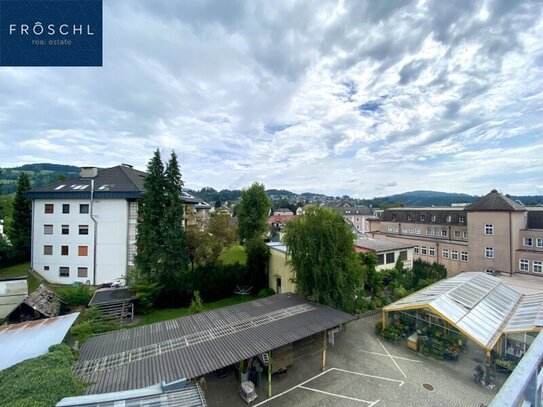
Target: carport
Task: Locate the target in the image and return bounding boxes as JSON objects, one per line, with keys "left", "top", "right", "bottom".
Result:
{"left": 75, "top": 293, "right": 355, "bottom": 398}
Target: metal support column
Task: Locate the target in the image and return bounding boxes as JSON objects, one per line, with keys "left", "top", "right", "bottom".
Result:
{"left": 268, "top": 351, "right": 272, "bottom": 398}
{"left": 321, "top": 331, "right": 327, "bottom": 371}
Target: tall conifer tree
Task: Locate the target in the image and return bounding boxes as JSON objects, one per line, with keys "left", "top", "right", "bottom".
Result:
{"left": 8, "top": 172, "right": 32, "bottom": 261}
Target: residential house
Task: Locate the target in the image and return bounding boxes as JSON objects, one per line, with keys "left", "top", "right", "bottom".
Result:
{"left": 355, "top": 239, "right": 414, "bottom": 270}
{"left": 368, "top": 190, "right": 543, "bottom": 277}
{"left": 330, "top": 201, "right": 373, "bottom": 235}
{"left": 26, "top": 164, "right": 209, "bottom": 285}
{"left": 267, "top": 243, "right": 296, "bottom": 294}
{"left": 274, "top": 207, "right": 294, "bottom": 216}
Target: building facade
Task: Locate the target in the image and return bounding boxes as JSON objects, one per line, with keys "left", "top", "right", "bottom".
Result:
{"left": 331, "top": 201, "right": 374, "bottom": 235}
{"left": 355, "top": 239, "right": 414, "bottom": 271}
{"left": 369, "top": 190, "right": 543, "bottom": 277}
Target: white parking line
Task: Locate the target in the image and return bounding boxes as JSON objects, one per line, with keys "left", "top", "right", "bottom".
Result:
{"left": 377, "top": 338, "right": 407, "bottom": 378}
{"left": 298, "top": 385, "right": 377, "bottom": 405}
{"left": 330, "top": 367, "right": 405, "bottom": 386}
{"left": 358, "top": 349, "right": 422, "bottom": 363}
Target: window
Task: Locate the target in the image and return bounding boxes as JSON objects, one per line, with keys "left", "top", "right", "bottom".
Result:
{"left": 420, "top": 214, "right": 425, "bottom": 221}
{"left": 523, "top": 237, "right": 533, "bottom": 247}
{"left": 409, "top": 227, "right": 414, "bottom": 234}
{"left": 446, "top": 215, "right": 452, "bottom": 223}
{"left": 451, "top": 250, "right": 459, "bottom": 260}
{"left": 421, "top": 246, "right": 427, "bottom": 255}
{"left": 454, "top": 230, "right": 461, "bottom": 238}
{"left": 429, "top": 247, "right": 435, "bottom": 256}
{"left": 386, "top": 252, "right": 395, "bottom": 264}
{"left": 44, "top": 204, "right": 54, "bottom": 214}
{"left": 392, "top": 214, "right": 397, "bottom": 221}
{"left": 356, "top": 217, "right": 359, "bottom": 222}
{"left": 442, "top": 249, "right": 449, "bottom": 259}
{"left": 461, "top": 251, "right": 468, "bottom": 262}
{"left": 402, "top": 227, "right": 408, "bottom": 234}
{"left": 43, "top": 245, "right": 53, "bottom": 255}
{"left": 399, "top": 251, "right": 407, "bottom": 261}
{"left": 61, "top": 224, "right": 69, "bottom": 235}
{"left": 485, "top": 224, "right": 494, "bottom": 235}
{"left": 62, "top": 204, "right": 70, "bottom": 214}
{"left": 387, "top": 225, "right": 393, "bottom": 232}
{"left": 415, "top": 228, "right": 421, "bottom": 235}
{"left": 426, "top": 228, "right": 432, "bottom": 236}
{"left": 276, "top": 278, "right": 282, "bottom": 294}
{"left": 61, "top": 245, "right": 69, "bottom": 256}
{"left": 407, "top": 214, "right": 412, "bottom": 221}
{"left": 59, "top": 267, "right": 70, "bottom": 277}
{"left": 377, "top": 254, "right": 385, "bottom": 265}
{"left": 414, "top": 245, "right": 419, "bottom": 254}
{"left": 80, "top": 204, "right": 90, "bottom": 214}
{"left": 78, "top": 246, "right": 88, "bottom": 256}
{"left": 44, "top": 224, "right": 53, "bottom": 235}
{"left": 485, "top": 247, "right": 494, "bottom": 259}
{"left": 459, "top": 216, "right": 465, "bottom": 223}
{"left": 485, "top": 269, "right": 494, "bottom": 275}
{"left": 77, "top": 267, "right": 88, "bottom": 278}
{"left": 433, "top": 229, "right": 440, "bottom": 236}
{"left": 441, "top": 230, "right": 448, "bottom": 237}
{"left": 533, "top": 261, "right": 543, "bottom": 274}
{"left": 537, "top": 238, "right": 543, "bottom": 248}
{"left": 520, "top": 259, "right": 529, "bottom": 272}
{"left": 79, "top": 225, "right": 89, "bottom": 235}
{"left": 463, "top": 231, "right": 468, "bottom": 239}
{"left": 44, "top": 266, "right": 49, "bottom": 271}
{"left": 431, "top": 215, "right": 436, "bottom": 222}
{"left": 394, "top": 226, "right": 399, "bottom": 233}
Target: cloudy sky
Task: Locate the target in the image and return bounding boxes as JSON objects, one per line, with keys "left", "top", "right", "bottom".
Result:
{"left": 1, "top": 0, "right": 542, "bottom": 197}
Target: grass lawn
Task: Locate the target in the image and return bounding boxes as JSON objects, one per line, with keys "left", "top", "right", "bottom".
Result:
{"left": 136, "top": 294, "right": 259, "bottom": 326}
{"left": 0, "top": 262, "right": 41, "bottom": 292}
{"left": 218, "top": 244, "right": 247, "bottom": 265}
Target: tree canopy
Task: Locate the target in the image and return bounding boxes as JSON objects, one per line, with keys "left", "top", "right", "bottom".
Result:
{"left": 236, "top": 182, "right": 271, "bottom": 242}
{"left": 283, "top": 206, "right": 365, "bottom": 312}
{"left": 8, "top": 172, "right": 32, "bottom": 261}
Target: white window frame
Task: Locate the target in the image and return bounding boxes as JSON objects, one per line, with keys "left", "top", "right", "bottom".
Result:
{"left": 446, "top": 215, "right": 451, "bottom": 223}
{"left": 523, "top": 237, "right": 533, "bottom": 247}
{"left": 520, "top": 259, "right": 529, "bottom": 272}
{"left": 426, "top": 228, "right": 432, "bottom": 236}
{"left": 431, "top": 215, "right": 436, "bottom": 222}
{"left": 409, "top": 227, "right": 414, "bottom": 234}
{"left": 537, "top": 238, "right": 543, "bottom": 248}
{"left": 451, "top": 250, "right": 459, "bottom": 260}
{"left": 463, "top": 231, "right": 468, "bottom": 239}
{"left": 441, "top": 230, "right": 448, "bottom": 237}
{"left": 414, "top": 245, "right": 419, "bottom": 254}
{"left": 485, "top": 247, "right": 494, "bottom": 259}
{"left": 461, "top": 251, "right": 468, "bottom": 262}
{"left": 387, "top": 225, "right": 393, "bottom": 232}
{"left": 534, "top": 261, "right": 543, "bottom": 274}
{"left": 429, "top": 247, "right": 436, "bottom": 256}
{"left": 442, "top": 249, "right": 449, "bottom": 259}
{"left": 415, "top": 228, "right": 421, "bottom": 235}
{"left": 421, "top": 246, "right": 427, "bottom": 255}
{"left": 454, "top": 230, "right": 461, "bottom": 238}
{"left": 420, "top": 214, "right": 425, "bottom": 221}
{"left": 485, "top": 224, "right": 494, "bottom": 235}
{"left": 402, "top": 227, "right": 408, "bottom": 234}
{"left": 459, "top": 215, "right": 465, "bottom": 223}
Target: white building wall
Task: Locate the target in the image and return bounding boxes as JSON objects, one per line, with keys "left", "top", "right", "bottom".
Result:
{"left": 32, "top": 198, "right": 129, "bottom": 285}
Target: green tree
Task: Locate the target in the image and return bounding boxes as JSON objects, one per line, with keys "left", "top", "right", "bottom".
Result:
{"left": 136, "top": 149, "right": 166, "bottom": 280}
{"left": 207, "top": 212, "right": 237, "bottom": 248}
{"left": 245, "top": 238, "right": 270, "bottom": 290}
{"left": 360, "top": 252, "right": 381, "bottom": 295}
{"left": 283, "top": 206, "right": 365, "bottom": 312}
{"left": 237, "top": 182, "right": 271, "bottom": 242}
{"left": 8, "top": 173, "right": 32, "bottom": 261}
{"left": 157, "top": 151, "right": 190, "bottom": 300}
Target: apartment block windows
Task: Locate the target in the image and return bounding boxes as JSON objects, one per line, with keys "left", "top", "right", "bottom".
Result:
{"left": 43, "top": 245, "right": 53, "bottom": 255}
{"left": 392, "top": 214, "right": 397, "bottom": 221}
{"left": 80, "top": 204, "right": 90, "bottom": 214}
{"left": 61, "top": 245, "right": 69, "bottom": 256}
{"left": 415, "top": 228, "right": 421, "bottom": 235}
{"left": 79, "top": 225, "right": 89, "bottom": 235}
{"left": 485, "top": 247, "right": 494, "bottom": 259}
{"left": 44, "top": 204, "right": 54, "bottom": 214}
{"left": 62, "top": 204, "right": 70, "bottom": 214}
{"left": 386, "top": 252, "right": 395, "bottom": 264}
{"left": 399, "top": 251, "right": 407, "bottom": 261}
{"left": 402, "top": 227, "right": 408, "bottom": 234}
{"left": 442, "top": 249, "right": 449, "bottom": 259}
{"left": 420, "top": 214, "right": 425, "bottom": 221}
{"left": 454, "top": 230, "right": 461, "bottom": 238}
{"left": 451, "top": 250, "right": 459, "bottom": 260}
{"left": 459, "top": 216, "right": 465, "bottom": 223}
{"left": 431, "top": 215, "right": 436, "bottom": 222}
{"left": 409, "top": 227, "right": 414, "bottom": 234}
{"left": 533, "top": 261, "right": 543, "bottom": 274}
{"left": 441, "top": 230, "right": 448, "bottom": 237}
{"left": 485, "top": 269, "right": 494, "bottom": 275}
{"left": 59, "top": 267, "right": 69, "bottom": 277}
{"left": 485, "top": 224, "right": 494, "bottom": 235}
{"left": 77, "top": 267, "right": 88, "bottom": 278}
{"left": 44, "top": 224, "right": 53, "bottom": 235}
{"left": 377, "top": 254, "right": 384, "bottom": 265}
{"left": 426, "top": 228, "right": 432, "bottom": 236}
{"left": 463, "top": 231, "right": 468, "bottom": 239}
{"left": 61, "top": 225, "right": 69, "bottom": 235}
{"left": 429, "top": 247, "right": 436, "bottom": 256}
{"left": 421, "top": 246, "right": 427, "bottom": 255}
{"left": 537, "top": 238, "right": 543, "bottom": 248}
{"left": 446, "top": 215, "right": 452, "bottom": 223}
{"left": 388, "top": 225, "right": 394, "bottom": 232}
{"left": 414, "top": 245, "right": 419, "bottom": 254}
{"left": 520, "top": 259, "right": 529, "bottom": 272}
{"left": 461, "top": 251, "right": 468, "bottom": 262}
{"left": 407, "top": 214, "right": 412, "bottom": 221}
{"left": 78, "top": 246, "right": 88, "bottom": 256}
{"left": 523, "top": 237, "right": 533, "bottom": 247}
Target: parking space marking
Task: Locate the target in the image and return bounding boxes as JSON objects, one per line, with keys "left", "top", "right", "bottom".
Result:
{"left": 377, "top": 338, "right": 407, "bottom": 378}
{"left": 298, "top": 385, "right": 377, "bottom": 405}
{"left": 330, "top": 368, "right": 405, "bottom": 386}
{"left": 358, "top": 349, "right": 422, "bottom": 363}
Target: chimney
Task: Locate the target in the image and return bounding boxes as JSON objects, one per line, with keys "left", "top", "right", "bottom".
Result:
{"left": 80, "top": 167, "right": 98, "bottom": 178}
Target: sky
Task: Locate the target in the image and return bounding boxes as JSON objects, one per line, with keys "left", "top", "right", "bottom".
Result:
{"left": 1, "top": 0, "right": 542, "bottom": 198}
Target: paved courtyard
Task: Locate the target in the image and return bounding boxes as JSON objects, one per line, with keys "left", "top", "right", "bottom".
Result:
{"left": 206, "top": 313, "right": 503, "bottom": 407}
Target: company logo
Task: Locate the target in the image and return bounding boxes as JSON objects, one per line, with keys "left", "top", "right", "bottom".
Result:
{"left": 0, "top": 0, "right": 102, "bottom": 67}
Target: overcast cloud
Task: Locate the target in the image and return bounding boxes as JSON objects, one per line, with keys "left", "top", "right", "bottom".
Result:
{"left": 1, "top": 0, "right": 542, "bottom": 197}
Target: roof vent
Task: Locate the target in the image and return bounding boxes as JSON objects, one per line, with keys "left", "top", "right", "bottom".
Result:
{"left": 491, "top": 189, "right": 498, "bottom": 193}
{"left": 80, "top": 167, "right": 98, "bottom": 178}
{"left": 121, "top": 163, "right": 133, "bottom": 168}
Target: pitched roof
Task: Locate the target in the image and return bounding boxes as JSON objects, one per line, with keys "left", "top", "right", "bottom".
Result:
{"left": 75, "top": 293, "right": 355, "bottom": 394}
{"left": 89, "top": 287, "right": 136, "bottom": 306}
{"left": 23, "top": 284, "right": 61, "bottom": 318}
{"left": 466, "top": 189, "right": 526, "bottom": 212}
{"left": 0, "top": 277, "right": 28, "bottom": 320}
{"left": 382, "top": 207, "right": 466, "bottom": 225}
{"left": 331, "top": 202, "right": 373, "bottom": 216}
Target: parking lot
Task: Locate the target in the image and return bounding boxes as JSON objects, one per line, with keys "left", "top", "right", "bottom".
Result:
{"left": 206, "top": 313, "right": 501, "bottom": 407}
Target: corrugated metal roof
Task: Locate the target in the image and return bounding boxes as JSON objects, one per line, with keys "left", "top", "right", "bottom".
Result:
{"left": 57, "top": 381, "right": 206, "bottom": 407}
{"left": 383, "top": 272, "right": 543, "bottom": 350}
{"left": 0, "top": 278, "right": 28, "bottom": 319}
{"left": 0, "top": 313, "right": 79, "bottom": 371}
{"left": 76, "top": 294, "right": 354, "bottom": 394}
{"left": 89, "top": 287, "right": 136, "bottom": 306}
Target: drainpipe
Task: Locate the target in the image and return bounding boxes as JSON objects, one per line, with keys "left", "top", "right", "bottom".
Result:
{"left": 90, "top": 180, "right": 98, "bottom": 285}
{"left": 509, "top": 212, "right": 513, "bottom": 276}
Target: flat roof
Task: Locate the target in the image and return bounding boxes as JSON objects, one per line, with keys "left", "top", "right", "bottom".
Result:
{"left": 76, "top": 294, "right": 355, "bottom": 394}
{"left": 0, "top": 278, "right": 28, "bottom": 320}
{"left": 266, "top": 242, "right": 287, "bottom": 253}
{"left": 0, "top": 313, "right": 79, "bottom": 371}
{"left": 355, "top": 238, "right": 414, "bottom": 252}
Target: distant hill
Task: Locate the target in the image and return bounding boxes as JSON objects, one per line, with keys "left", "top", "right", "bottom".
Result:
{"left": 379, "top": 190, "right": 478, "bottom": 207}
{"left": 0, "top": 163, "right": 80, "bottom": 195}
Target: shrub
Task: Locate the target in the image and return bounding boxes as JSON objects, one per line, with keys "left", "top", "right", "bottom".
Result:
{"left": 56, "top": 285, "right": 93, "bottom": 308}
{"left": 393, "top": 285, "right": 408, "bottom": 299}
{"left": 70, "top": 307, "right": 119, "bottom": 343}
{"left": 257, "top": 288, "right": 275, "bottom": 298}
{"left": 189, "top": 291, "right": 204, "bottom": 314}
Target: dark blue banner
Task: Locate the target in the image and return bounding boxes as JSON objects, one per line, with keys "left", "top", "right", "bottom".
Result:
{"left": 0, "top": 0, "right": 102, "bottom": 67}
